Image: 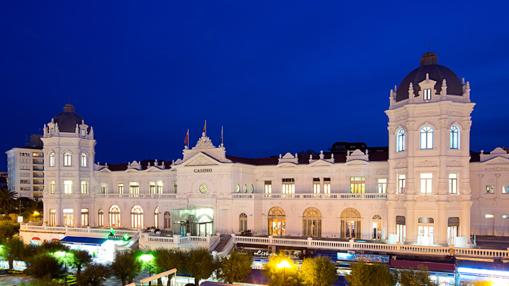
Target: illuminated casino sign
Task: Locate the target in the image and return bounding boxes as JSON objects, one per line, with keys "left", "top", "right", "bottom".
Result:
{"left": 193, "top": 168, "right": 213, "bottom": 173}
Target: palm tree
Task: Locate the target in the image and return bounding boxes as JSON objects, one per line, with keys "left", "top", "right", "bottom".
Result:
{"left": 0, "top": 188, "right": 17, "bottom": 214}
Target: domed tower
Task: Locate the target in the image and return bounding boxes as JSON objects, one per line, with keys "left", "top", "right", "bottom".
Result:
{"left": 41, "top": 104, "right": 96, "bottom": 227}
{"left": 385, "top": 52, "right": 474, "bottom": 246}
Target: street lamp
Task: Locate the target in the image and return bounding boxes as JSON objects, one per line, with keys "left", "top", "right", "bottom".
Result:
{"left": 276, "top": 259, "right": 292, "bottom": 285}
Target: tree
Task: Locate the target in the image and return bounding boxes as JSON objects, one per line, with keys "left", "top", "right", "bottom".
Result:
{"left": 263, "top": 253, "right": 300, "bottom": 286}
{"left": 0, "top": 187, "right": 16, "bottom": 214}
{"left": 155, "top": 248, "right": 187, "bottom": 274}
{"left": 300, "top": 256, "right": 337, "bottom": 286}
{"left": 0, "top": 219, "right": 20, "bottom": 241}
{"left": 71, "top": 249, "right": 92, "bottom": 276}
{"left": 77, "top": 263, "right": 110, "bottom": 286}
{"left": 346, "top": 261, "right": 395, "bottom": 286}
{"left": 399, "top": 268, "right": 437, "bottom": 286}
{"left": 111, "top": 251, "right": 141, "bottom": 285}
{"left": 38, "top": 240, "right": 69, "bottom": 254}
{"left": 5, "top": 237, "right": 27, "bottom": 269}
{"left": 186, "top": 248, "right": 217, "bottom": 286}
{"left": 217, "top": 250, "right": 252, "bottom": 284}
{"left": 27, "top": 253, "right": 66, "bottom": 280}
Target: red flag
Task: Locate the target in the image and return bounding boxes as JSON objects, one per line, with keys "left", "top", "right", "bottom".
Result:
{"left": 184, "top": 129, "right": 189, "bottom": 147}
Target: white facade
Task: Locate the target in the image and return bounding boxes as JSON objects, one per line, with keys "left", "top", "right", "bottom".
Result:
{"left": 37, "top": 53, "right": 509, "bottom": 246}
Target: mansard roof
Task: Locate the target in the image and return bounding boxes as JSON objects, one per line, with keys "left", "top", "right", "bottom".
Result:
{"left": 227, "top": 146, "right": 388, "bottom": 166}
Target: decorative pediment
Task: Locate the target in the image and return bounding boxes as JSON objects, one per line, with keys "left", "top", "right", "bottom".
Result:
{"left": 278, "top": 152, "right": 298, "bottom": 165}
{"left": 346, "top": 149, "right": 368, "bottom": 162}
{"left": 480, "top": 147, "right": 509, "bottom": 162}
{"left": 309, "top": 150, "right": 334, "bottom": 166}
{"left": 183, "top": 153, "right": 221, "bottom": 167}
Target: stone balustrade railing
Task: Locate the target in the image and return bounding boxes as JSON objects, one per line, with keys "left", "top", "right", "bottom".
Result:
{"left": 139, "top": 233, "right": 220, "bottom": 251}
{"left": 233, "top": 235, "right": 509, "bottom": 259}
{"left": 233, "top": 193, "right": 387, "bottom": 200}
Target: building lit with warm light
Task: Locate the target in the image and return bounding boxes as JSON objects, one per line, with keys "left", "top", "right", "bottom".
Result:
{"left": 33, "top": 52, "right": 509, "bottom": 247}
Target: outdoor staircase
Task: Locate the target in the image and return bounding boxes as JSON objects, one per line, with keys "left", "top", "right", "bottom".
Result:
{"left": 212, "top": 234, "right": 234, "bottom": 257}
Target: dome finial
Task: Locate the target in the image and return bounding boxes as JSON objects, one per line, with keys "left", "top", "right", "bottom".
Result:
{"left": 63, "top": 103, "right": 75, "bottom": 113}
{"left": 420, "top": 52, "right": 438, "bottom": 66}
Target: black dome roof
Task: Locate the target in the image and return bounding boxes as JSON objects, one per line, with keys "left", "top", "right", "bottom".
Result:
{"left": 396, "top": 52, "right": 463, "bottom": 102}
{"left": 53, "top": 104, "right": 84, "bottom": 133}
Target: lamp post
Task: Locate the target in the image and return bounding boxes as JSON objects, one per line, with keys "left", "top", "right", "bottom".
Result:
{"left": 276, "top": 259, "right": 291, "bottom": 285}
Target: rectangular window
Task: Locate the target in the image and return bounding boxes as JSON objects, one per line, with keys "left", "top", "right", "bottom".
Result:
{"left": 377, "top": 178, "right": 387, "bottom": 194}
{"left": 80, "top": 180, "right": 89, "bottom": 194}
{"left": 420, "top": 173, "right": 433, "bottom": 194}
{"left": 81, "top": 209, "right": 89, "bottom": 226}
{"left": 64, "top": 180, "right": 73, "bottom": 194}
{"left": 117, "top": 184, "right": 124, "bottom": 195}
{"left": 129, "top": 182, "right": 140, "bottom": 197}
{"left": 282, "top": 178, "right": 295, "bottom": 194}
{"left": 156, "top": 181, "right": 163, "bottom": 194}
{"left": 398, "top": 174, "right": 406, "bottom": 193}
{"left": 423, "top": 88, "right": 432, "bottom": 101}
{"left": 503, "top": 185, "right": 509, "bottom": 194}
{"left": 63, "top": 209, "right": 74, "bottom": 226}
{"left": 350, "top": 176, "right": 365, "bottom": 194}
{"left": 323, "top": 178, "right": 331, "bottom": 194}
{"left": 448, "top": 173, "right": 458, "bottom": 194}
{"left": 313, "top": 178, "right": 320, "bottom": 194}
{"left": 264, "top": 181, "right": 272, "bottom": 194}
{"left": 485, "top": 185, "right": 495, "bottom": 194}
{"left": 149, "top": 182, "right": 156, "bottom": 194}
{"left": 50, "top": 181, "right": 56, "bottom": 194}
{"left": 49, "top": 209, "right": 56, "bottom": 226}
{"left": 100, "top": 184, "right": 107, "bottom": 194}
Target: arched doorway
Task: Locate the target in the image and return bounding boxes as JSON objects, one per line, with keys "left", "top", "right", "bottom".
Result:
{"left": 268, "top": 207, "right": 286, "bottom": 236}
{"left": 372, "top": 215, "right": 382, "bottom": 240}
{"left": 163, "top": 212, "right": 171, "bottom": 230}
{"left": 239, "top": 213, "right": 248, "bottom": 233}
{"left": 197, "top": 215, "right": 213, "bottom": 236}
{"left": 130, "top": 205, "right": 144, "bottom": 229}
{"left": 154, "top": 207, "right": 160, "bottom": 228}
{"left": 109, "top": 205, "right": 121, "bottom": 227}
{"left": 340, "top": 208, "right": 361, "bottom": 239}
{"left": 303, "top": 207, "right": 321, "bottom": 237}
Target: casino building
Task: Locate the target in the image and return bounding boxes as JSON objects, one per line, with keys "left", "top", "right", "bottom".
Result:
{"left": 38, "top": 52, "right": 509, "bottom": 247}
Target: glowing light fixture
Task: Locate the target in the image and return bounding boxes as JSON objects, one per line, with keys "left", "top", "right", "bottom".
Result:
{"left": 277, "top": 259, "right": 291, "bottom": 269}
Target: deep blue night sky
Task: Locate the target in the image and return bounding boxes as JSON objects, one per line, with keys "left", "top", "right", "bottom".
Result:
{"left": 1, "top": 1, "right": 509, "bottom": 170}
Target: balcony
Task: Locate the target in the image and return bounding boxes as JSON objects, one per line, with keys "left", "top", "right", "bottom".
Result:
{"left": 94, "top": 193, "right": 178, "bottom": 199}
{"left": 233, "top": 235, "right": 509, "bottom": 261}
{"left": 232, "top": 192, "right": 387, "bottom": 200}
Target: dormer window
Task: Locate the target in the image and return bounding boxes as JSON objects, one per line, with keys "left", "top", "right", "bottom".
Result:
{"left": 423, "top": 88, "right": 432, "bottom": 101}
{"left": 80, "top": 128, "right": 87, "bottom": 137}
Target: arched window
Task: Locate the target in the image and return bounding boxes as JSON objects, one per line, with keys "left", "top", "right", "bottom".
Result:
{"left": 303, "top": 208, "right": 322, "bottom": 238}
{"left": 163, "top": 212, "right": 171, "bottom": 229}
{"left": 340, "top": 208, "right": 361, "bottom": 239}
{"left": 396, "top": 128, "right": 406, "bottom": 152}
{"left": 450, "top": 124, "right": 460, "bottom": 149}
{"left": 49, "top": 152, "right": 56, "bottom": 167}
{"left": 63, "top": 152, "right": 72, "bottom": 166}
{"left": 239, "top": 213, "right": 248, "bottom": 233}
{"left": 80, "top": 153, "right": 88, "bottom": 167}
{"left": 154, "top": 207, "right": 160, "bottom": 228}
{"left": 131, "top": 205, "right": 144, "bottom": 229}
{"left": 268, "top": 207, "right": 286, "bottom": 236}
{"left": 372, "top": 215, "right": 382, "bottom": 240}
{"left": 109, "top": 205, "right": 121, "bottom": 227}
{"left": 98, "top": 209, "right": 104, "bottom": 227}
{"left": 420, "top": 126, "right": 434, "bottom": 149}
